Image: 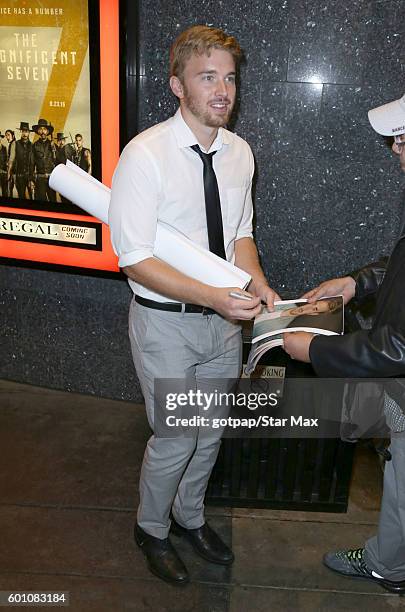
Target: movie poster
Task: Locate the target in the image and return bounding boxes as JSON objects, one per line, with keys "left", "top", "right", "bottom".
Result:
{"left": 0, "top": 0, "right": 121, "bottom": 273}
{"left": 0, "top": 0, "right": 93, "bottom": 210}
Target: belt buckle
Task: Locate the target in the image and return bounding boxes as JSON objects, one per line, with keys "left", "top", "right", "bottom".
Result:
{"left": 201, "top": 306, "right": 209, "bottom": 316}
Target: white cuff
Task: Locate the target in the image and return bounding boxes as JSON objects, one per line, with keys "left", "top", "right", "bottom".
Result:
{"left": 118, "top": 249, "right": 154, "bottom": 268}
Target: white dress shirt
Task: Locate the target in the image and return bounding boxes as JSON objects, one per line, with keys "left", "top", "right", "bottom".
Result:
{"left": 109, "top": 108, "right": 254, "bottom": 302}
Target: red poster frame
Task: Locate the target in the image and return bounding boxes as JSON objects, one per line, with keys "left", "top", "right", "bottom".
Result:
{"left": 0, "top": 0, "right": 120, "bottom": 274}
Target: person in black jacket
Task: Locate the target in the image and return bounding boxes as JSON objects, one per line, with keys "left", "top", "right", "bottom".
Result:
{"left": 14, "top": 122, "right": 34, "bottom": 200}
{"left": 283, "top": 94, "right": 405, "bottom": 594}
{"left": 5, "top": 129, "right": 16, "bottom": 197}
{"left": 72, "top": 134, "right": 91, "bottom": 175}
{"left": 0, "top": 133, "right": 7, "bottom": 197}
{"left": 31, "top": 119, "right": 56, "bottom": 202}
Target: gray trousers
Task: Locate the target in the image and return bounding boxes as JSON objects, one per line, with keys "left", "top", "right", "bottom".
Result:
{"left": 129, "top": 298, "right": 242, "bottom": 539}
{"left": 365, "top": 433, "right": 405, "bottom": 581}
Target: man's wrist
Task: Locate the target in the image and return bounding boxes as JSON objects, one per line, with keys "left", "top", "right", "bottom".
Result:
{"left": 346, "top": 275, "right": 357, "bottom": 299}
{"left": 249, "top": 278, "right": 269, "bottom": 295}
{"left": 200, "top": 285, "right": 216, "bottom": 309}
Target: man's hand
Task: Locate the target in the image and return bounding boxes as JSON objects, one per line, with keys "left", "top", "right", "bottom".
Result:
{"left": 392, "top": 135, "right": 405, "bottom": 172}
{"left": 250, "top": 281, "right": 281, "bottom": 311}
{"left": 207, "top": 287, "right": 262, "bottom": 320}
{"left": 302, "top": 276, "right": 356, "bottom": 305}
{"left": 233, "top": 238, "right": 280, "bottom": 311}
{"left": 283, "top": 332, "right": 315, "bottom": 362}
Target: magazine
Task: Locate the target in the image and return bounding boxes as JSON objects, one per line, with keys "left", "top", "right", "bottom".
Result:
{"left": 245, "top": 296, "right": 344, "bottom": 375}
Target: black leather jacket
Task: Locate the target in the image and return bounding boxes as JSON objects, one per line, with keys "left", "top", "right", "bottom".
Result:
{"left": 310, "top": 235, "right": 405, "bottom": 382}
{"left": 32, "top": 139, "right": 56, "bottom": 174}
{"left": 14, "top": 139, "right": 34, "bottom": 178}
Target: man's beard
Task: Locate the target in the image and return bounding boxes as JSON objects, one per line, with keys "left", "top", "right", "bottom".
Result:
{"left": 183, "top": 87, "right": 233, "bottom": 128}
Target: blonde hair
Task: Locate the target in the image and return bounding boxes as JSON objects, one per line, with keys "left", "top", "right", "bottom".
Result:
{"left": 170, "top": 25, "right": 242, "bottom": 81}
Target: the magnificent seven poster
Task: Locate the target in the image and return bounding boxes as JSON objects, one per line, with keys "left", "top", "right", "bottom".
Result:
{"left": 0, "top": 0, "right": 120, "bottom": 272}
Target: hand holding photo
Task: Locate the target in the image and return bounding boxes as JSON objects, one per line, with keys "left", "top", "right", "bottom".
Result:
{"left": 245, "top": 296, "right": 344, "bottom": 375}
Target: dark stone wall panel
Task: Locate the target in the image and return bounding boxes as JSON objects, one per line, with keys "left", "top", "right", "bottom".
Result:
{"left": 287, "top": 1, "right": 373, "bottom": 84}
{"left": 254, "top": 153, "right": 404, "bottom": 291}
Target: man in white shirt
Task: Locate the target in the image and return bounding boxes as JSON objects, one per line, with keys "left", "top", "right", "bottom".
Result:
{"left": 109, "top": 25, "right": 279, "bottom": 585}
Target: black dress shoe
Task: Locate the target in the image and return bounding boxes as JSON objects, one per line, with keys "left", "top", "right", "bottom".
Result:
{"left": 134, "top": 523, "right": 189, "bottom": 585}
{"left": 171, "top": 519, "right": 234, "bottom": 565}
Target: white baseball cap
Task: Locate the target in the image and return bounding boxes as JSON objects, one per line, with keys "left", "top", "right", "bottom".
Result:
{"left": 368, "top": 94, "right": 405, "bottom": 136}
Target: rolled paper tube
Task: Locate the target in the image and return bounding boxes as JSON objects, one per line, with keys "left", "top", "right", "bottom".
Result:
{"left": 154, "top": 223, "right": 251, "bottom": 289}
{"left": 50, "top": 162, "right": 110, "bottom": 224}
{"left": 49, "top": 162, "right": 251, "bottom": 289}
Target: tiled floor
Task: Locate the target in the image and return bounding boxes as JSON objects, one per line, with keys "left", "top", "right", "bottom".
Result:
{"left": 0, "top": 379, "right": 403, "bottom": 611}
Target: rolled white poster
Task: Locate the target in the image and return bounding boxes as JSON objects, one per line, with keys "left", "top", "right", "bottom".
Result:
{"left": 49, "top": 162, "right": 251, "bottom": 289}
{"left": 50, "top": 162, "right": 110, "bottom": 224}
{"left": 154, "top": 223, "right": 251, "bottom": 288}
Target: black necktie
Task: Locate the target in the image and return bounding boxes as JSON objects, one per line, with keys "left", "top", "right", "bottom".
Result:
{"left": 191, "top": 144, "right": 226, "bottom": 260}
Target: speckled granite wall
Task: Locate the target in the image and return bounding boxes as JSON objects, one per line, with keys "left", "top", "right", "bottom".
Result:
{"left": 1, "top": 0, "right": 404, "bottom": 400}
{"left": 0, "top": 266, "right": 140, "bottom": 401}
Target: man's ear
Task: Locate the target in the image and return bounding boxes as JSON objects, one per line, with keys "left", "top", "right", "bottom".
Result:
{"left": 170, "top": 75, "right": 184, "bottom": 99}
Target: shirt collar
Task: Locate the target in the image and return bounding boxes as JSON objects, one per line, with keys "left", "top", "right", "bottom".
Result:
{"left": 171, "top": 107, "right": 231, "bottom": 153}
